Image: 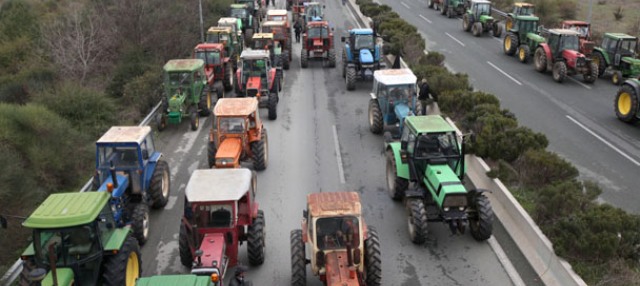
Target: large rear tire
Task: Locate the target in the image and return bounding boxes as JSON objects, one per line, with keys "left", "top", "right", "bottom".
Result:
{"left": 189, "top": 106, "right": 199, "bottom": 131}
{"left": 131, "top": 203, "right": 150, "bottom": 245}
{"left": 224, "top": 64, "right": 234, "bottom": 91}
{"left": 364, "top": 226, "right": 382, "bottom": 286}
{"left": 283, "top": 51, "right": 290, "bottom": 70}
{"left": 207, "top": 141, "right": 217, "bottom": 168}
{"left": 534, "top": 47, "right": 547, "bottom": 72}
{"left": 328, "top": 49, "right": 336, "bottom": 68}
{"left": 503, "top": 32, "right": 518, "bottom": 56}
{"left": 472, "top": 22, "right": 482, "bottom": 37}
{"left": 611, "top": 70, "right": 623, "bottom": 85}
{"left": 251, "top": 129, "right": 268, "bottom": 170}
{"left": 552, "top": 61, "right": 567, "bottom": 83}
{"left": 615, "top": 84, "right": 639, "bottom": 123}
{"left": 428, "top": 0, "right": 434, "bottom": 9}
{"left": 469, "top": 194, "right": 494, "bottom": 241}
{"left": 199, "top": 92, "right": 212, "bottom": 117}
{"left": 368, "top": 99, "right": 383, "bottom": 134}
{"left": 407, "top": 198, "right": 428, "bottom": 244}
{"left": 301, "top": 49, "right": 309, "bottom": 68}
{"left": 290, "top": 229, "right": 306, "bottom": 286}
{"left": 179, "top": 224, "right": 192, "bottom": 267}
{"left": 247, "top": 210, "right": 266, "bottom": 266}
{"left": 268, "top": 91, "right": 278, "bottom": 120}
{"left": 593, "top": 52, "right": 607, "bottom": 77}
{"left": 386, "top": 150, "right": 408, "bottom": 201}
{"left": 492, "top": 22, "right": 502, "bottom": 37}
{"left": 149, "top": 160, "right": 170, "bottom": 209}
{"left": 102, "top": 236, "right": 141, "bottom": 286}
{"left": 584, "top": 62, "right": 598, "bottom": 83}
{"left": 342, "top": 50, "right": 347, "bottom": 78}
{"left": 346, "top": 66, "right": 356, "bottom": 91}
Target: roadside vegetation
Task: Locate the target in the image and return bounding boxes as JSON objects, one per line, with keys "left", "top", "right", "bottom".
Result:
{"left": 356, "top": 0, "right": 640, "bottom": 284}
{"left": 0, "top": 0, "right": 234, "bottom": 275}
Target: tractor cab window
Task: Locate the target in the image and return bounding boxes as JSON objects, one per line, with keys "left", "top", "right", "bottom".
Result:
{"left": 230, "top": 8, "right": 247, "bottom": 18}
{"left": 243, "top": 59, "right": 266, "bottom": 77}
{"left": 415, "top": 133, "right": 458, "bottom": 158}
{"left": 517, "top": 20, "right": 537, "bottom": 33}
{"left": 315, "top": 216, "right": 360, "bottom": 250}
{"left": 386, "top": 84, "right": 415, "bottom": 101}
{"left": 207, "top": 33, "right": 221, "bottom": 43}
{"left": 474, "top": 3, "right": 491, "bottom": 15}
{"left": 34, "top": 225, "right": 100, "bottom": 267}
{"left": 559, "top": 35, "right": 579, "bottom": 51}
{"left": 354, "top": 34, "right": 374, "bottom": 50}
{"left": 97, "top": 145, "right": 141, "bottom": 169}
{"left": 604, "top": 37, "right": 618, "bottom": 53}
{"left": 169, "top": 72, "right": 192, "bottom": 87}
{"left": 97, "top": 205, "right": 116, "bottom": 244}
{"left": 269, "top": 15, "right": 285, "bottom": 21}
{"left": 196, "top": 204, "right": 233, "bottom": 228}
{"left": 307, "top": 26, "right": 329, "bottom": 38}
{"left": 195, "top": 50, "right": 221, "bottom": 65}
{"left": 219, "top": 117, "right": 246, "bottom": 133}
{"left": 620, "top": 39, "right": 637, "bottom": 55}
{"left": 569, "top": 25, "right": 589, "bottom": 38}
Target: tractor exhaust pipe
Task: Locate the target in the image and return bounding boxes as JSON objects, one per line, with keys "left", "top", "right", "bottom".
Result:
{"left": 109, "top": 161, "right": 118, "bottom": 188}
{"left": 48, "top": 243, "right": 58, "bottom": 286}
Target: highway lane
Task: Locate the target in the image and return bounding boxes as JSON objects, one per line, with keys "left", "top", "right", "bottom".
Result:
{"left": 136, "top": 0, "right": 517, "bottom": 285}
{"left": 380, "top": 0, "right": 640, "bottom": 213}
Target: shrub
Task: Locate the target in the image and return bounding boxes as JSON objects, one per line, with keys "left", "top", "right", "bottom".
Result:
{"left": 106, "top": 47, "right": 153, "bottom": 98}
{"left": 120, "top": 69, "right": 163, "bottom": 124}
{"left": 515, "top": 149, "right": 578, "bottom": 187}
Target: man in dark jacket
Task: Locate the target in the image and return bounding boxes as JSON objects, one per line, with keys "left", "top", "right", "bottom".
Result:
{"left": 418, "top": 78, "right": 433, "bottom": 115}
{"left": 229, "top": 265, "right": 252, "bottom": 286}
{"left": 294, "top": 20, "right": 302, "bottom": 43}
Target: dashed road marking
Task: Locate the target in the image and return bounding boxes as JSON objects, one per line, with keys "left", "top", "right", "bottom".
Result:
{"left": 487, "top": 61, "right": 522, "bottom": 85}
{"left": 445, "top": 32, "right": 465, "bottom": 47}
{"left": 419, "top": 14, "right": 432, "bottom": 24}
{"left": 401, "top": 1, "right": 410, "bottom": 9}
{"left": 332, "top": 125, "right": 346, "bottom": 184}
{"left": 566, "top": 115, "right": 640, "bottom": 166}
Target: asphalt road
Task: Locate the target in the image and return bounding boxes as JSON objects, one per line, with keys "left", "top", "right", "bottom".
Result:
{"left": 137, "top": 0, "right": 518, "bottom": 285}
{"left": 379, "top": 0, "right": 640, "bottom": 214}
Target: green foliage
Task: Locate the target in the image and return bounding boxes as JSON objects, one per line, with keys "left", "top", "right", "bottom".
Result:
{"left": 0, "top": 0, "right": 40, "bottom": 41}
{"left": 534, "top": 180, "right": 599, "bottom": 224}
{"left": 120, "top": 69, "right": 163, "bottom": 124}
{"left": 416, "top": 52, "right": 445, "bottom": 67}
{"left": 107, "top": 48, "right": 154, "bottom": 98}
{"left": 515, "top": 149, "right": 579, "bottom": 187}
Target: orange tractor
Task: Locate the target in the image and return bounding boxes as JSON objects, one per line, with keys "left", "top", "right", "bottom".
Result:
{"left": 207, "top": 97, "right": 269, "bottom": 170}
{"left": 301, "top": 21, "right": 336, "bottom": 68}
{"left": 290, "top": 192, "right": 381, "bottom": 286}
{"left": 193, "top": 43, "right": 234, "bottom": 99}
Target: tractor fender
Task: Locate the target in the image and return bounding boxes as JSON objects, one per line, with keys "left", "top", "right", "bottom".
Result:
{"left": 268, "top": 68, "right": 277, "bottom": 91}
{"left": 538, "top": 43, "right": 553, "bottom": 70}
{"left": 42, "top": 268, "right": 74, "bottom": 286}
{"left": 301, "top": 219, "right": 308, "bottom": 242}
{"left": 344, "top": 44, "right": 353, "bottom": 62}
{"left": 467, "top": 188, "right": 491, "bottom": 202}
{"left": 623, "top": 79, "right": 640, "bottom": 98}
{"left": 387, "top": 142, "right": 410, "bottom": 179}
{"left": 593, "top": 47, "right": 610, "bottom": 65}
{"left": 404, "top": 188, "right": 424, "bottom": 198}
{"left": 103, "top": 227, "right": 132, "bottom": 251}
{"left": 252, "top": 202, "right": 260, "bottom": 219}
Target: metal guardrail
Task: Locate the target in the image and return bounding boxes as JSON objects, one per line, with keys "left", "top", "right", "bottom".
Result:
{"left": 492, "top": 7, "right": 508, "bottom": 18}
{"left": 0, "top": 101, "right": 162, "bottom": 286}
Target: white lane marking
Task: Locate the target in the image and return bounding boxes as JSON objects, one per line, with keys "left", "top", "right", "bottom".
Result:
{"left": 332, "top": 125, "right": 346, "bottom": 184}
{"left": 445, "top": 32, "right": 465, "bottom": 47}
{"left": 488, "top": 237, "right": 526, "bottom": 286}
{"left": 419, "top": 14, "right": 432, "bottom": 24}
{"left": 487, "top": 61, "right": 523, "bottom": 85}
{"left": 401, "top": 1, "right": 410, "bottom": 9}
{"left": 164, "top": 196, "right": 178, "bottom": 210}
{"left": 566, "top": 115, "right": 640, "bottom": 166}
{"left": 568, "top": 77, "right": 592, "bottom": 90}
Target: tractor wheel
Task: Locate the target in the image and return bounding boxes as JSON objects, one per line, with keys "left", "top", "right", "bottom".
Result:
{"left": 234, "top": 75, "right": 242, "bottom": 97}
{"left": 215, "top": 83, "right": 225, "bottom": 99}
{"left": 342, "top": 51, "right": 347, "bottom": 78}
{"left": 290, "top": 229, "right": 306, "bottom": 286}
{"left": 283, "top": 52, "right": 290, "bottom": 70}
{"left": 386, "top": 150, "right": 408, "bottom": 201}
{"left": 407, "top": 198, "right": 428, "bottom": 244}
{"left": 19, "top": 258, "right": 36, "bottom": 286}
{"left": 251, "top": 129, "right": 268, "bottom": 170}
{"left": 207, "top": 141, "right": 217, "bottom": 168}
{"left": 518, "top": 45, "right": 530, "bottom": 63}
{"left": 346, "top": 66, "right": 357, "bottom": 91}
{"left": 155, "top": 113, "right": 167, "bottom": 132}
{"left": 287, "top": 41, "right": 292, "bottom": 57}
{"left": 131, "top": 203, "right": 150, "bottom": 245}
{"left": 179, "top": 224, "right": 193, "bottom": 267}
{"left": 469, "top": 193, "right": 494, "bottom": 241}
{"left": 615, "top": 84, "right": 639, "bottom": 123}
{"left": 472, "top": 22, "right": 482, "bottom": 37}
{"left": 301, "top": 49, "right": 309, "bottom": 68}
{"left": 224, "top": 63, "right": 234, "bottom": 91}
{"left": 245, "top": 29, "right": 254, "bottom": 46}
{"left": 328, "top": 49, "right": 336, "bottom": 68}
{"left": 505, "top": 17, "right": 513, "bottom": 31}
{"left": 428, "top": 0, "right": 434, "bottom": 8}
{"left": 611, "top": 70, "right": 623, "bottom": 85}
{"left": 534, "top": 47, "right": 547, "bottom": 72}
{"left": 462, "top": 14, "right": 471, "bottom": 32}
{"left": 503, "top": 32, "right": 518, "bottom": 56}
{"left": 593, "top": 52, "right": 607, "bottom": 77}
{"left": 492, "top": 22, "right": 502, "bottom": 37}
{"left": 102, "top": 236, "right": 141, "bottom": 286}
{"left": 552, "top": 61, "right": 567, "bottom": 83}
{"left": 268, "top": 91, "right": 278, "bottom": 120}
{"left": 198, "top": 93, "right": 212, "bottom": 117}
{"left": 584, "top": 62, "right": 599, "bottom": 83}
{"left": 247, "top": 210, "right": 266, "bottom": 266}
{"left": 440, "top": 5, "right": 447, "bottom": 15}
{"left": 364, "top": 226, "right": 382, "bottom": 286}
{"left": 446, "top": 7, "right": 453, "bottom": 18}
{"left": 368, "top": 99, "right": 383, "bottom": 134}
{"left": 149, "top": 160, "right": 170, "bottom": 209}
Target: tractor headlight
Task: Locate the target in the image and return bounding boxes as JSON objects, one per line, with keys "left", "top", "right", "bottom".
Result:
{"left": 216, "top": 158, "right": 232, "bottom": 166}
{"left": 443, "top": 195, "right": 467, "bottom": 211}
{"left": 111, "top": 204, "right": 117, "bottom": 214}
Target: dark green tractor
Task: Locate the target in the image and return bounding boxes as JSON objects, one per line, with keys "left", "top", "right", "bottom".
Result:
{"left": 18, "top": 192, "right": 141, "bottom": 286}
{"left": 462, "top": 0, "right": 501, "bottom": 37}
{"left": 592, "top": 33, "right": 640, "bottom": 85}
{"left": 385, "top": 115, "right": 494, "bottom": 243}
{"left": 229, "top": 3, "right": 257, "bottom": 39}
{"left": 157, "top": 59, "right": 210, "bottom": 132}
{"left": 614, "top": 78, "right": 640, "bottom": 123}
{"left": 441, "top": 0, "right": 466, "bottom": 18}
{"left": 502, "top": 15, "right": 545, "bottom": 63}
{"left": 206, "top": 26, "right": 243, "bottom": 71}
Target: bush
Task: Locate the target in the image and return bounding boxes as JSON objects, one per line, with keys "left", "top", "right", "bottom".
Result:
{"left": 533, "top": 180, "right": 598, "bottom": 224}
{"left": 106, "top": 47, "right": 153, "bottom": 98}
{"left": 515, "top": 149, "right": 578, "bottom": 187}
{"left": 120, "top": 69, "right": 163, "bottom": 124}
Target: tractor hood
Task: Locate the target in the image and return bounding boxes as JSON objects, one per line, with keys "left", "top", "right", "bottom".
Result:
{"left": 98, "top": 173, "right": 129, "bottom": 198}
{"left": 246, "top": 76, "right": 262, "bottom": 91}
{"left": 313, "top": 38, "right": 323, "bottom": 47}
{"left": 215, "top": 138, "right": 242, "bottom": 168}
{"left": 562, "top": 49, "right": 584, "bottom": 59}
{"left": 526, "top": 33, "right": 545, "bottom": 44}
{"left": 359, "top": 49, "right": 374, "bottom": 64}
{"left": 394, "top": 103, "right": 413, "bottom": 128}
{"left": 191, "top": 233, "right": 227, "bottom": 276}
{"left": 324, "top": 251, "right": 360, "bottom": 286}
{"left": 424, "top": 164, "right": 466, "bottom": 196}
{"left": 479, "top": 15, "right": 493, "bottom": 22}
{"left": 169, "top": 92, "right": 187, "bottom": 112}
{"left": 622, "top": 56, "right": 640, "bottom": 67}
{"left": 42, "top": 268, "right": 75, "bottom": 286}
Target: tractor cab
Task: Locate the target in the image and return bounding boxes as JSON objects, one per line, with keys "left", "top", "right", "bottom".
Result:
{"left": 236, "top": 0, "right": 257, "bottom": 17}
{"left": 512, "top": 2, "right": 535, "bottom": 16}
{"left": 600, "top": 33, "right": 638, "bottom": 63}
{"left": 302, "top": 2, "right": 325, "bottom": 24}
{"left": 136, "top": 274, "right": 218, "bottom": 286}
{"left": 561, "top": 20, "right": 594, "bottom": 55}
{"left": 218, "top": 17, "right": 243, "bottom": 45}
{"left": 159, "top": 59, "right": 208, "bottom": 129}
{"left": 260, "top": 21, "right": 292, "bottom": 69}
{"left": 207, "top": 26, "right": 241, "bottom": 60}
{"left": 194, "top": 44, "right": 224, "bottom": 86}
{"left": 469, "top": 0, "right": 491, "bottom": 18}
{"left": 266, "top": 9, "right": 290, "bottom": 29}
{"left": 511, "top": 15, "right": 538, "bottom": 33}
{"left": 180, "top": 169, "right": 264, "bottom": 276}
{"left": 545, "top": 29, "right": 581, "bottom": 58}
{"left": 592, "top": 33, "right": 640, "bottom": 83}
{"left": 251, "top": 33, "right": 279, "bottom": 65}
{"left": 401, "top": 117, "right": 462, "bottom": 175}
{"left": 229, "top": 3, "right": 255, "bottom": 35}
{"left": 236, "top": 49, "right": 280, "bottom": 120}
{"left": 343, "top": 29, "right": 376, "bottom": 64}
{"left": 369, "top": 69, "right": 418, "bottom": 138}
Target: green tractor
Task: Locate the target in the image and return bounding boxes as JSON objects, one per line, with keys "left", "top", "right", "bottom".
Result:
{"left": 614, "top": 78, "right": 640, "bottom": 123}
{"left": 592, "top": 33, "right": 640, "bottom": 85}
{"left": 502, "top": 15, "right": 545, "bottom": 63}
{"left": 504, "top": 2, "right": 535, "bottom": 31}
{"left": 18, "top": 192, "right": 141, "bottom": 286}
{"left": 441, "top": 0, "right": 466, "bottom": 18}
{"left": 206, "top": 26, "right": 243, "bottom": 71}
{"left": 229, "top": 3, "right": 257, "bottom": 40}
{"left": 136, "top": 274, "right": 219, "bottom": 286}
{"left": 462, "top": 0, "right": 501, "bottom": 37}
{"left": 157, "top": 59, "right": 211, "bottom": 132}
{"left": 385, "top": 115, "right": 494, "bottom": 243}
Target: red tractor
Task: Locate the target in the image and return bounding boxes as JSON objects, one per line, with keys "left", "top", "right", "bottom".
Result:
{"left": 301, "top": 21, "right": 336, "bottom": 68}
{"left": 561, "top": 20, "right": 595, "bottom": 57}
{"left": 235, "top": 50, "right": 281, "bottom": 120}
{"left": 179, "top": 168, "right": 264, "bottom": 279}
{"left": 534, "top": 28, "right": 598, "bottom": 83}
{"left": 193, "top": 43, "right": 234, "bottom": 99}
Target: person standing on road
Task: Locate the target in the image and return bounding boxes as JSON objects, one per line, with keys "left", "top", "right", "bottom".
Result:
{"left": 294, "top": 20, "right": 302, "bottom": 43}
{"left": 229, "top": 265, "right": 252, "bottom": 286}
{"left": 418, "top": 78, "right": 431, "bottom": 115}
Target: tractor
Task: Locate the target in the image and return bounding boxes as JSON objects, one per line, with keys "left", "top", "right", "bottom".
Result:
{"left": 368, "top": 69, "right": 419, "bottom": 139}
{"left": 235, "top": 50, "right": 281, "bottom": 120}
{"left": 229, "top": 3, "right": 256, "bottom": 40}
{"left": 341, "top": 28, "right": 385, "bottom": 91}
{"left": 301, "top": 21, "right": 336, "bottom": 68}
{"left": 207, "top": 98, "right": 269, "bottom": 170}
{"left": 592, "top": 33, "right": 640, "bottom": 85}
{"left": 251, "top": 33, "right": 284, "bottom": 77}
{"left": 261, "top": 20, "right": 293, "bottom": 70}
{"left": 18, "top": 192, "right": 141, "bottom": 286}
{"left": 561, "top": 20, "right": 595, "bottom": 57}
{"left": 206, "top": 26, "right": 243, "bottom": 71}
{"left": 502, "top": 14, "right": 545, "bottom": 63}
{"left": 92, "top": 126, "right": 171, "bottom": 245}
{"left": 614, "top": 78, "right": 640, "bottom": 123}
{"left": 427, "top": 0, "right": 444, "bottom": 11}
{"left": 157, "top": 59, "right": 210, "bottom": 131}
{"left": 136, "top": 274, "right": 218, "bottom": 286}
{"left": 218, "top": 17, "right": 245, "bottom": 47}
{"left": 266, "top": 9, "right": 290, "bottom": 32}
{"left": 462, "top": 0, "right": 501, "bottom": 37}
{"left": 193, "top": 43, "right": 234, "bottom": 99}
{"left": 301, "top": 2, "right": 325, "bottom": 27}
{"left": 441, "top": 0, "right": 466, "bottom": 18}
{"left": 385, "top": 115, "right": 494, "bottom": 243}
{"left": 504, "top": 2, "right": 535, "bottom": 31}
{"left": 290, "top": 0, "right": 310, "bottom": 20}
{"left": 179, "top": 169, "right": 265, "bottom": 279}
{"left": 236, "top": 0, "right": 261, "bottom": 20}
{"left": 534, "top": 29, "right": 598, "bottom": 83}
{"left": 290, "top": 192, "right": 381, "bottom": 286}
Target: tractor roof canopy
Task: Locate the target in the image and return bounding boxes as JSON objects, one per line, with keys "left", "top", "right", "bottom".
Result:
{"left": 186, "top": 169, "right": 252, "bottom": 203}
{"left": 514, "top": 15, "right": 538, "bottom": 21}
{"left": 471, "top": 0, "right": 491, "bottom": 4}
{"left": 214, "top": 98, "right": 258, "bottom": 117}
{"left": 267, "top": 9, "right": 287, "bottom": 16}
{"left": 135, "top": 275, "right": 212, "bottom": 286}
{"left": 253, "top": 33, "right": 274, "bottom": 39}
{"left": 605, "top": 33, "right": 637, "bottom": 40}
{"left": 218, "top": 17, "right": 239, "bottom": 26}
{"left": 23, "top": 192, "right": 110, "bottom": 229}
{"left": 97, "top": 126, "right": 151, "bottom": 145}
{"left": 350, "top": 28, "right": 373, "bottom": 35}
{"left": 514, "top": 2, "right": 534, "bottom": 7}
{"left": 164, "top": 59, "right": 205, "bottom": 72}
{"left": 562, "top": 20, "right": 589, "bottom": 26}
{"left": 230, "top": 3, "right": 248, "bottom": 9}
{"left": 406, "top": 115, "right": 456, "bottom": 134}
{"left": 548, "top": 28, "right": 581, "bottom": 36}
{"left": 261, "top": 20, "right": 287, "bottom": 27}
{"left": 208, "top": 26, "right": 232, "bottom": 34}
{"left": 307, "top": 192, "right": 362, "bottom": 218}
{"left": 374, "top": 69, "right": 417, "bottom": 86}
{"left": 241, "top": 49, "right": 270, "bottom": 60}
{"left": 195, "top": 43, "right": 224, "bottom": 51}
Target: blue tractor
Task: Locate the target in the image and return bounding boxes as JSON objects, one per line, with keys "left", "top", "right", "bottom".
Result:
{"left": 368, "top": 69, "right": 419, "bottom": 139}
{"left": 92, "top": 126, "right": 171, "bottom": 245}
{"left": 341, "top": 28, "right": 385, "bottom": 91}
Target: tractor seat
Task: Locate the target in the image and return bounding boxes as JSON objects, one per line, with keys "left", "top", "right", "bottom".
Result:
{"left": 209, "top": 209, "right": 232, "bottom": 228}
